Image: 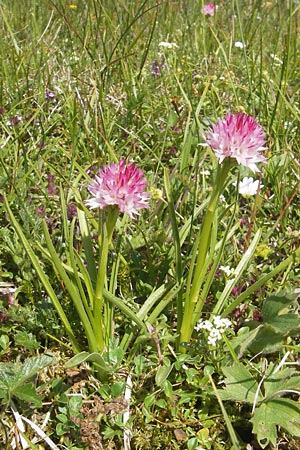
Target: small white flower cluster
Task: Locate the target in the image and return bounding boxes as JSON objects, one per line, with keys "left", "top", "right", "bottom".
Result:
{"left": 195, "top": 315, "right": 232, "bottom": 347}
{"left": 219, "top": 265, "right": 234, "bottom": 277}
{"left": 233, "top": 177, "right": 263, "bottom": 196}
{"left": 158, "top": 41, "right": 178, "bottom": 49}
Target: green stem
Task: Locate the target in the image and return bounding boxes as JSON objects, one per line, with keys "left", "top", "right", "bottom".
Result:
{"left": 93, "top": 207, "right": 119, "bottom": 352}
{"left": 179, "top": 161, "right": 232, "bottom": 350}
{"left": 164, "top": 168, "right": 183, "bottom": 340}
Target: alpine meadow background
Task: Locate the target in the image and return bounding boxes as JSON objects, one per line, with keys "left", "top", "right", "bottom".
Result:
{"left": 1, "top": 1, "right": 300, "bottom": 449}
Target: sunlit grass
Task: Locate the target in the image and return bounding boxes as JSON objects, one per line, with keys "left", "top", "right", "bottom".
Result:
{"left": 1, "top": 1, "right": 300, "bottom": 448}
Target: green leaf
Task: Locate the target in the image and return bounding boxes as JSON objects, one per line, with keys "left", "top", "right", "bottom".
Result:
{"left": 261, "top": 292, "right": 299, "bottom": 319}
{"left": 247, "top": 324, "right": 285, "bottom": 354}
{"left": 0, "top": 355, "right": 53, "bottom": 406}
{"left": 251, "top": 398, "right": 300, "bottom": 448}
{"left": 218, "top": 363, "right": 262, "bottom": 404}
{"left": 265, "top": 314, "right": 300, "bottom": 335}
{"left": 56, "top": 414, "right": 68, "bottom": 424}
{"left": 155, "top": 361, "right": 173, "bottom": 387}
{"left": 15, "top": 355, "right": 54, "bottom": 385}
{"left": 68, "top": 395, "right": 83, "bottom": 416}
{"left": 0, "top": 335, "right": 10, "bottom": 351}
{"left": 3, "top": 196, "right": 80, "bottom": 353}
{"left": 56, "top": 422, "right": 69, "bottom": 436}
{"left": 64, "top": 351, "right": 114, "bottom": 373}
{"left": 231, "top": 292, "right": 300, "bottom": 356}
{"left": 261, "top": 292, "right": 300, "bottom": 336}
{"left": 231, "top": 326, "right": 262, "bottom": 358}
{"left": 212, "top": 229, "right": 262, "bottom": 316}
{"left": 13, "top": 383, "right": 42, "bottom": 407}
{"left": 14, "top": 331, "right": 40, "bottom": 351}
{"left": 263, "top": 365, "right": 300, "bottom": 399}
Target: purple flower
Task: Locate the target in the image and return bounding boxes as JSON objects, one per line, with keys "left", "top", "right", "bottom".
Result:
{"left": 85, "top": 160, "right": 150, "bottom": 219}
{"left": 151, "top": 60, "right": 165, "bottom": 77}
{"left": 201, "top": 3, "right": 215, "bottom": 16}
{"left": 206, "top": 112, "right": 267, "bottom": 172}
{"left": 253, "top": 310, "right": 263, "bottom": 322}
{"left": 67, "top": 203, "right": 77, "bottom": 220}
{"left": 45, "top": 89, "right": 56, "bottom": 100}
{"left": 36, "top": 207, "right": 46, "bottom": 217}
{"left": 7, "top": 115, "right": 22, "bottom": 126}
{"left": 47, "top": 174, "right": 57, "bottom": 195}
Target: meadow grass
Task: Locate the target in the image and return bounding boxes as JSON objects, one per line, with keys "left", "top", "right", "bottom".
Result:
{"left": 1, "top": 1, "right": 300, "bottom": 449}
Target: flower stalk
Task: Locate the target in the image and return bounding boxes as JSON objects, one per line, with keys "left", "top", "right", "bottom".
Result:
{"left": 179, "top": 160, "right": 232, "bottom": 349}
{"left": 93, "top": 207, "right": 119, "bottom": 352}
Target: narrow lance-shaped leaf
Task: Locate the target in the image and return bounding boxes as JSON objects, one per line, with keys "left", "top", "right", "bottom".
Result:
{"left": 3, "top": 196, "right": 80, "bottom": 353}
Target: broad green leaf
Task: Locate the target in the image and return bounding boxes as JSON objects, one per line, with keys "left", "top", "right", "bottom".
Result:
{"left": 0, "top": 355, "right": 53, "bottom": 389}
{"left": 209, "top": 373, "right": 241, "bottom": 450}
{"left": 103, "top": 346, "right": 124, "bottom": 367}
{"left": 247, "top": 324, "right": 285, "bottom": 354}
{"left": 231, "top": 292, "right": 300, "bottom": 356}
{"left": 251, "top": 398, "right": 300, "bottom": 448}
{"left": 262, "top": 292, "right": 299, "bottom": 319}
{"left": 0, "top": 365, "right": 15, "bottom": 391}
{"left": 56, "top": 422, "right": 69, "bottom": 436}
{"left": 230, "top": 326, "right": 262, "bottom": 358}
{"left": 0, "top": 355, "right": 53, "bottom": 406}
{"left": 265, "top": 314, "right": 300, "bottom": 335}
{"left": 13, "top": 383, "right": 42, "bottom": 407}
{"left": 56, "top": 414, "right": 68, "bottom": 424}
{"left": 0, "top": 335, "right": 10, "bottom": 351}
{"left": 263, "top": 365, "right": 300, "bottom": 398}
{"left": 218, "top": 363, "right": 262, "bottom": 404}
{"left": 15, "top": 355, "right": 54, "bottom": 385}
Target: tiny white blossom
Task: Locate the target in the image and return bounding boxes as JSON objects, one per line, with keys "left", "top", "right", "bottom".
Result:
{"left": 158, "top": 42, "right": 178, "bottom": 49}
{"left": 210, "top": 328, "right": 222, "bottom": 339}
{"left": 196, "top": 315, "right": 232, "bottom": 347}
{"left": 219, "top": 265, "right": 234, "bottom": 277}
{"left": 208, "top": 335, "right": 218, "bottom": 346}
{"left": 270, "top": 53, "right": 283, "bottom": 66}
{"left": 233, "top": 177, "right": 263, "bottom": 196}
{"left": 234, "top": 41, "right": 245, "bottom": 49}
{"left": 213, "top": 316, "right": 232, "bottom": 333}
{"left": 195, "top": 320, "right": 213, "bottom": 332}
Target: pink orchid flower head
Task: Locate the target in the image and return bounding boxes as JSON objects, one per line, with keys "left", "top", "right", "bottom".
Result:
{"left": 201, "top": 3, "right": 215, "bottom": 16}
{"left": 86, "top": 160, "right": 150, "bottom": 219}
{"left": 205, "top": 112, "right": 267, "bottom": 173}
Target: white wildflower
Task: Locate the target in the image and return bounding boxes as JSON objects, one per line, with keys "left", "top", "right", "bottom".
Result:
{"left": 234, "top": 41, "right": 245, "bottom": 49}
{"left": 196, "top": 315, "right": 232, "bottom": 347}
{"left": 213, "top": 315, "right": 232, "bottom": 333}
{"left": 233, "top": 177, "right": 263, "bottom": 196}
{"left": 158, "top": 42, "right": 178, "bottom": 49}
{"left": 195, "top": 320, "right": 213, "bottom": 332}
{"left": 219, "top": 265, "right": 234, "bottom": 277}
{"left": 270, "top": 53, "right": 283, "bottom": 66}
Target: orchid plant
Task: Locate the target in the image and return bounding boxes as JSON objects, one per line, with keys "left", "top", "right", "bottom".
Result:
{"left": 177, "top": 112, "right": 268, "bottom": 350}
{"left": 4, "top": 160, "right": 160, "bottom": 372}
{"left": 83, "top": 160, "right": 150, "bottom": 353}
